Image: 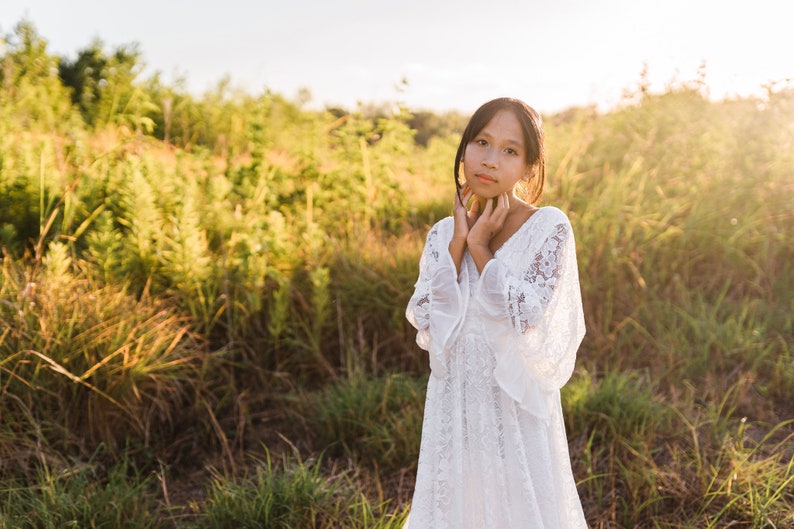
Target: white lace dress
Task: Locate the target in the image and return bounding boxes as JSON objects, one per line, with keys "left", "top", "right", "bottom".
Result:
{"left": 404, "top": 206, "right": 588, "bottom": 529}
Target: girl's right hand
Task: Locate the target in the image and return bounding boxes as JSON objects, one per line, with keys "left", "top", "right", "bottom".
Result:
{"left": 452, "top": 184, "right": 475, "bottom": 239}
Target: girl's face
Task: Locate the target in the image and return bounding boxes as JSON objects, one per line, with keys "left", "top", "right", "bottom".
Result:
{"left": 462, "top": 109, "right": 532, "bottom": 202}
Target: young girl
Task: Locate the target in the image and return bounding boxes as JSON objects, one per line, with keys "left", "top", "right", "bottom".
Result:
{"left": 404, "top": 98, "right": 588, "bottom": 528}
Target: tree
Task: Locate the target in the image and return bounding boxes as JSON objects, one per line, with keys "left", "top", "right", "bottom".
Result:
{"left": 58, "top": 39, "right": 106, "bottom": 123}
{"left": 58, "top": 39, "right": 155, "bottom": 132}
{"left": 0, "top": 20, "right": 75, "bottom": 131}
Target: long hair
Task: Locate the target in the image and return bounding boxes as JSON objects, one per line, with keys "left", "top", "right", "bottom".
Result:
{"left": 454, "top": 97, "right": 545, "bottom": 204}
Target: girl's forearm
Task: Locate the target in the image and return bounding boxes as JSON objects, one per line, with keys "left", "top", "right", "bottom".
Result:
{"left": 448, "top": 236, "right": 467, "bottom": 275}
{"left": 467, "top": 241, "right": 493, "bottom": 274}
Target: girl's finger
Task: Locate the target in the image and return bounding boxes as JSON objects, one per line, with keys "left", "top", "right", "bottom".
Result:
{"left": 483, "top": 196, "right": 495, "bottom": 214}
{"left": 499, "top": 193, "right": 511, "bottom": 217}
{"left": 469, "top": 198, "right": 480, "bottom": 216}
{"left": 463, "top": 188, "right": 474, "bottom": 204}
{"left": 455, "top": 188, "right": 466, "bottom": 207}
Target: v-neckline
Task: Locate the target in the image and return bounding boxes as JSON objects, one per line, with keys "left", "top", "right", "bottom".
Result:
{"left": 492, "top": 207, "right": 544, "bottom": 257}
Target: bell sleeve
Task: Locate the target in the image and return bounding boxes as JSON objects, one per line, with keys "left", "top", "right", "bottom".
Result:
{"left": 475, "top": 209, "right": 585, "bottom": 419}
{"left": 406, "top": 218, "right": 469, "bottom": 378}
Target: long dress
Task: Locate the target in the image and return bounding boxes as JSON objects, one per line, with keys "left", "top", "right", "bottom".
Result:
{"left": 404, "top": 206, "right": 588, "bottom": 529}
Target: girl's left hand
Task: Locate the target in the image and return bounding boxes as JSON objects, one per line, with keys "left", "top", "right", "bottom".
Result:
{"left": 466, "top": 192, "right": 509, "bottom": 249}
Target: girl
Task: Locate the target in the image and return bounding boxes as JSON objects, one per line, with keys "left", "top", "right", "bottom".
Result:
{"left": 404, "top": 98, "right": 588, "bottom": 528}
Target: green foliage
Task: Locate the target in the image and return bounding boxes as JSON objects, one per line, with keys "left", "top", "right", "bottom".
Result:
{"left": 563, "top": 370, "right": 673, "bottom": 444}
{"left": 546, "top": 83, "right": 793, "bottom": 380}
{"left": 0, "top": 244, "right": 203, "bottom": 469}
{"left": 202, "top": 454, "right": 343, "bottom": 529}
{"left": 58, "top": 38, "right": 154, "bottom": 131}
{"left": 200, "top": 452, "right": 409, "bottom": 529}
{"left": 0, "top": 170, "right": 39, "bottom": 252}
{"left": 295, "top": 374, "right": 426, "bottom": 473}
{"left": 0, "top": 18, "right": 792, "bottom": 526}
{"left": 406, "top": 109, "right": 467, "bottom": 147}
{"left": 0, "top": 458, "right": 163, "bottom": 529}
{"left": 0, "top": 21, "right": 77, "bottom": 132}
{"left": 669, "top": 414, "right": 794, "bottom": 528}
{"left": 330, "top": 230, "right": 428, "bottom": 374}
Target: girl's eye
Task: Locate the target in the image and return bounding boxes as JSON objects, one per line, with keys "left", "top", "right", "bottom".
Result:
{"left": 505, "top": 148, "right": 517, "bottom": 155}
{"left": 476, "top": 139, "right": 488, "bottom": 146}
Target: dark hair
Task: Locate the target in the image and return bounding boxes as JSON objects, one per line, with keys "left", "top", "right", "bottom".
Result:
{"left": 454, "top": 97, "right": 545, "bottom": 204}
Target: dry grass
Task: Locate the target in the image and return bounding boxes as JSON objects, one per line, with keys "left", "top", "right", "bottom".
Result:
{"left": 1, "top": 76, "right": 793, "bottom": 526}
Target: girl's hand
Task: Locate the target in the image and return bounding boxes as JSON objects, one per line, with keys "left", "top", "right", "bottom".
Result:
{"left": 449, "top": 184, "right": 476, "bottom": 274}
{"left": 452, "top": 184, "right": 475, "bottom": 240}
{"left": 467, "top": 192, "right": 509, "bottom": 250}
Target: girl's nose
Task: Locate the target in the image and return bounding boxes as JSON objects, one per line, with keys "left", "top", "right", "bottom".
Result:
{"left": 481, "top": 157, "right": 497, "bottom": 169}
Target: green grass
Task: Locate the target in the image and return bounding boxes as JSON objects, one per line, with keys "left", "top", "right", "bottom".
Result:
{"left": 199, "top": 452, "right": 409, "bottom": 529}
{"left": 0, "top": 243, "right": 204, "bottom": 471}
{"left": 294, "top": 374, "right": 426, "bottom": 474}
{"left": 1, "top": 25, "right": 793, "bottom": 527}
{"left": 0, "top": 457, "right": 164, "bottom": 529}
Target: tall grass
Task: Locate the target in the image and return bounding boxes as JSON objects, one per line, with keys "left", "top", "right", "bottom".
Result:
{"left": 200, "top": 451, "right": 409, "bottom": 529}
{"left": 0, "top": 241, "right": 204, "bottom": 474}
{"left": 0, "top": 456, "right": 164, "bottom": 529}
{"left": 294, "top": 374, "right": 426, "bottom": 474}
{"left": 1, "top": 25, "right": 793, "bottom": 526}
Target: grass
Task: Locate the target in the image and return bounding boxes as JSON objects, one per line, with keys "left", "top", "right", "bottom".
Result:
{"left": 294, "top": 374, "right": 426, "bottom": 474}
{"left": 0, "top": 456, "right": 164, "bottom": 529}
{"left": 0, "top": 244, "right": 205, "bottom": 475}
{"left": 1, "top": 36, "right": 793, "bottom": 527}
{"left": 199, "top": 451, "right": 409, "bottom": 529}
{"left": 201, "top": 453, "right": 345, "bottom": 529}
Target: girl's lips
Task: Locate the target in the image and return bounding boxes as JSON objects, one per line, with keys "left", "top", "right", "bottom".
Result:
{"left": 476, "top": 174, "right": 496, "bottom": 184}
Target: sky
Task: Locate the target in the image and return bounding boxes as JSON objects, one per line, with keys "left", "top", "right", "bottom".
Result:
{"left": 2, "top": 0, "right": 792, "bottom": 114}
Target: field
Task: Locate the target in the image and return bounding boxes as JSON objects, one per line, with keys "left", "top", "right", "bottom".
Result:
{"left": 1, "top": 23, "right": 793, "bottom": 528}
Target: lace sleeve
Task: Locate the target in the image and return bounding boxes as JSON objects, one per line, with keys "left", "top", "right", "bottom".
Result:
{"left": 507, "top": 222, "right": 567, "bottom": 333}
{"left": 475, "top": 211, "right": 585, "bottom": 416}
{"left": 406, "top": 218, "right": 468, "bottom": 377}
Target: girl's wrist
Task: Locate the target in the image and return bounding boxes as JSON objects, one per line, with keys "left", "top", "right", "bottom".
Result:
{"left": 466, "top": 241, "right": 493, "bottom": 273}
{"left": 449, "top": 237, "right": 467, "bottom": 252}
{"left": 466, "top": 234, "right": 488, "bottom": 247}
{"left": 467, "top": 241, "right": 489, "bottom": 254}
